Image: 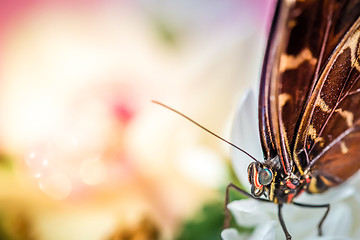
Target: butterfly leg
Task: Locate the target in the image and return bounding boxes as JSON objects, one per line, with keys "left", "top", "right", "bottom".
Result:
{"left": 278, "top": 203, "right": 292, "bottom": 240}
{"left": 224, "top": 182, "right": 268, "bottom": 228}
{"left": 293, "top": 202, "right": 330, "bottom": 236}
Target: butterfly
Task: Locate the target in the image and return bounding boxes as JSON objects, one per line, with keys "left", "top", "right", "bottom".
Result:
{"left": 225, "top": 0, "right": 360, "bottom": 239}
{"left": 153, "top": 0, "right": 360, "bottom": 239}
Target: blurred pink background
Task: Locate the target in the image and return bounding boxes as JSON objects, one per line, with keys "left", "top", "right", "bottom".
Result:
{"left": 0, "top": 0, "right": 274, "bottom": 239}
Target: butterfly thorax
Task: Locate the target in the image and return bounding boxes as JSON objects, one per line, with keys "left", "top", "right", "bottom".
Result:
{"left": 247, "top": 160, "right": 311, "bottom": 204}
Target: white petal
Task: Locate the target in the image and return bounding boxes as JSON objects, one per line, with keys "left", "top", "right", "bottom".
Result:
{"left": 353, "top": 226, "right": 360, "bottom": 238}
{"left": 283, "top": 206, "right": 320, "bottom": 238}
{"left": 322, "top": 203, "right": 352, "bottom": 237}
{"left": 285, "top": 203, "right": 352, "bottom": 239}
{"left": 249, "top": 221, "right": 277, "bottom": 240}
{"left": 304, "top": 236, "right": 352, "bottom": 240}
{"left": 296, "top": 184, "right": 355, "bottom": 204}
{"left": 231, "top": 88, "right": 263, "bottom": 190}
{"left": 348, "top": 171, "right": 360, "bottom": 202}
{"left": 228, "top": 199, "right": 262, "bottom": 213}
{"left": 221, "top": 228, "right": 247, "bottom": 240}
{"left": 228, "top": 199, "right": 275, "bottom": 227}
{"left": 348, "top": 170, "right": 360, "bottom": 188}
{"left": 272, "top": 201, "right": 352, "bottom": 239}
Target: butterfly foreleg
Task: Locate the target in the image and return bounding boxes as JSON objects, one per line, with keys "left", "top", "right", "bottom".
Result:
{"left": 224, "top": 182, "right": 269, "bottom": 228}
{"left": 293, "top": 201, "right": 330, "bottom": 236}
{"left": 278, "top": 203, "right": 292, "bottom": 240}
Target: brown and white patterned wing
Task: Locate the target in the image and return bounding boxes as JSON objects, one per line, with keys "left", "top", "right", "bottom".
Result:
{"left": 259, "top": 0, "right": 293, "bottom": 173}
{"left": 259, "top": 0, "right": 323, "bottom": 174}
{"left": 259, "top": 0, "right": 360, "bottom": 178}
{"left": 293, "top": 17, "right": 360, "bottom": 191}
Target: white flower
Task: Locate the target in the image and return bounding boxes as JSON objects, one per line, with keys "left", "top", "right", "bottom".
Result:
{"left": 222, "top": 89, "right": 360, "bottom": 240}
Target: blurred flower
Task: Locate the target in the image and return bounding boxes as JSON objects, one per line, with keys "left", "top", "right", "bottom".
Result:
{"left": 223, "top": 89, "right": 360, "bottom": 239}
{"left": 0, "top": 0, "right": 275, "bottom": 239}
{"left": 106, "top": 217, "right": 160, "bottom": 240}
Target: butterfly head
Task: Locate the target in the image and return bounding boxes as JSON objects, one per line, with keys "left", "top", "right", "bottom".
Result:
{"left": 247, "top": 162, "right": 274, "bottom": 197}
{"left": 247, "top": 161, "right": 309, "bottom": 203}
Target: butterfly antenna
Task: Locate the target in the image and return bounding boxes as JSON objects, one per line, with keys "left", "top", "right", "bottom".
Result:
{"left": 152, "top": 100, "right": 259, "bottom": 163}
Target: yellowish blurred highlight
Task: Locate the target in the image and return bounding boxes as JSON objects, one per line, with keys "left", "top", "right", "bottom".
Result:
{"left": 0, "top": 0, "right": 271, "bottom": 239}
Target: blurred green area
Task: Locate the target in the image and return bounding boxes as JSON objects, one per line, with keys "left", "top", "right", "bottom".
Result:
{"left": 0, "top": 158, "right": 254, "bottom": 240}
{"left": 175, "top": 200, "right": 223, "bottom": 240}
{"left": 175, "top": 163, "right": 253, "bottom": 240}
{"left": 153, "top": 19, "right": 178, "bottom": 47}
{"left": 0, "top": 154, "right": 13, "bottom": 172}
{"left": 0, "top": 211, "right": 35, "bottom": 240}
{"left": 0, "top": 216, "right": 11, "bottom": 240}
{"left": 0, "top": 154, "right": 35, "bottom": 240}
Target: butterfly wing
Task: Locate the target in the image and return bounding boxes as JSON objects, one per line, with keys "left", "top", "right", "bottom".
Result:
{"left": 259, "top": 0, "right": 360, "bottom": 179}
{"left": 294, "top": 17, "right": 360, "bottom": 191}
{"left": 259, "top": 0, "right": 295, "bottom": 174}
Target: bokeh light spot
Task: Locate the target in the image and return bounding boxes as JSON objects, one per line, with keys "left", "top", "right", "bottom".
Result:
{"left": 80, "top": 157, "right": 106, "bottom": 185}
{"left": 38, "top": 173, "right": 72, "bottom": 200}
{"left": 176, "top": 146, "right": 226, "bottom": 188}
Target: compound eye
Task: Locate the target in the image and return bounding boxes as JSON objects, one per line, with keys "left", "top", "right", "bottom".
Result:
{"left": 251, "top": 185, "right": 264, "bottom": 197}
{"left": 247, "top": 162, "right": 258, "bottom": 185}
{"left": 258, "top": 168, "right": 273, "bottom": 186}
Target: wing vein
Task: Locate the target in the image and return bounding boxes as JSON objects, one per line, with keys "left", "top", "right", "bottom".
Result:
{"left": 308, "top": 53, "right": 360, "bottom": 155}
{"left": 301, "top": 1, "right": 334, "bottom": 154}
{"left": 308, "top": 121, "right": 360, "bottom": 169}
